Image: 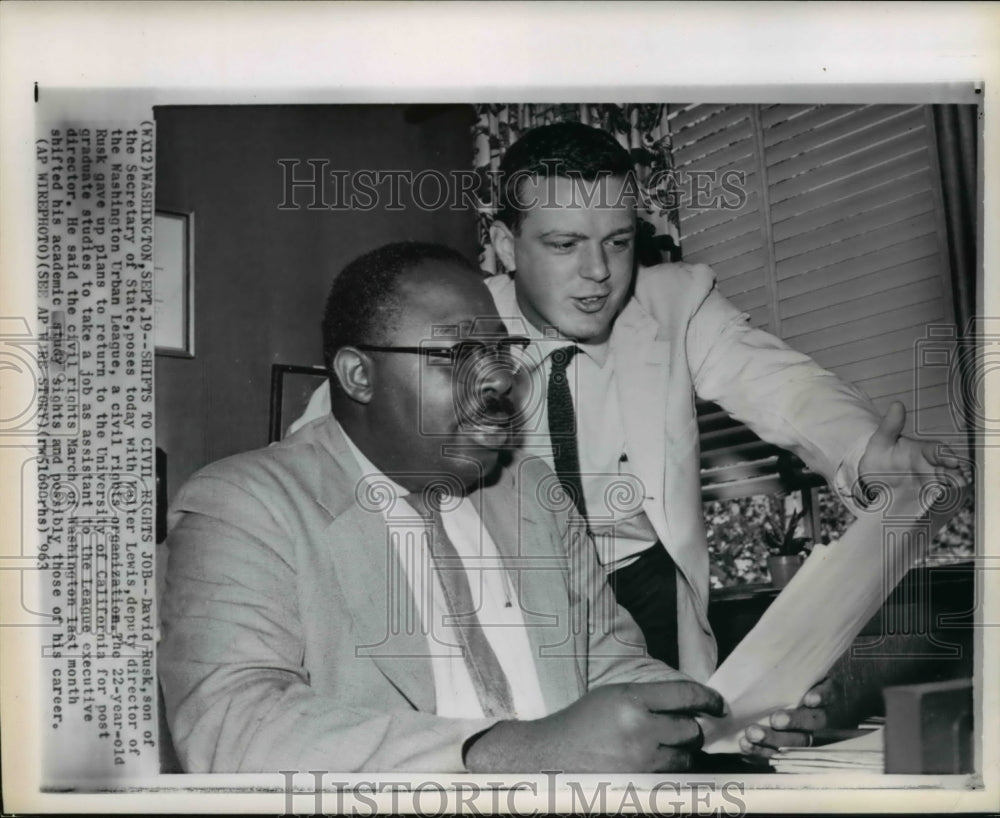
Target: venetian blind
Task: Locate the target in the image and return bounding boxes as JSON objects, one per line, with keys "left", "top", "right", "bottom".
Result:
{"left": 667, "top": 104, "right": 964, "bottom": 495}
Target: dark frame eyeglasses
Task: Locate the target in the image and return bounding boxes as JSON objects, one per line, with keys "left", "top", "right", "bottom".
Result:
{"left": 355, "top": 337, "right": 531, "bottom": 366}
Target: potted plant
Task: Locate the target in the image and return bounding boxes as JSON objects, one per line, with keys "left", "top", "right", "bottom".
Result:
{"left": 763, "top": 505, "right": 810, "bottom": 589}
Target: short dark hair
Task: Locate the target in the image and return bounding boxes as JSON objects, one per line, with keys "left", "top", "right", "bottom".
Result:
{"left": 495, "top": 122, "right": 634, "bottom": 231}
{"left": 321, "top": 241, "right": 473, "bottom": 373}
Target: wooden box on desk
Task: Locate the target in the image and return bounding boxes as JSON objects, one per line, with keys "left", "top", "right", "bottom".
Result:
{"left": 883, "top": 678, "right": 973, "bottom": 774}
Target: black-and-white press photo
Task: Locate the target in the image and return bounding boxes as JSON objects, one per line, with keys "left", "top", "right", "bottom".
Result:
{"left": 1, "top": 4, "right": 997, "bottom": 815}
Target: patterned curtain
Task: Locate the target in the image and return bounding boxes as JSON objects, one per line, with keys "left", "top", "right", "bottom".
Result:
{"left": 472, "top": 103, "right": 681, "bottom": 274}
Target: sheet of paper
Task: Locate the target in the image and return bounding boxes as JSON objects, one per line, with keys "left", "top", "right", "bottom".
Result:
{"left": 770, "top": 727, "right": 884, "bottom": 774}
{"left": 701, "top": 481, "right": 965, "bottom": 753}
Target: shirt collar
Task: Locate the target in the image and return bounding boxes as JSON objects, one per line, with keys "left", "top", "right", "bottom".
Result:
{"left": 338, "top": 419, "right": 410, "bottom": 500}
{"left": 572, "top": 337, "right": 611, "bottom": 367}
{"left": 493, "top": 276, "right": 611, "bottom": 368}
{"left": 338, "top": 420, "right": 477, "bottom": 517}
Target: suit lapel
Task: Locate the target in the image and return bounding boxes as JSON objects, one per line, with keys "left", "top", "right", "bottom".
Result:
{"left": 611, "top": 298, "right": 712, "bottom": 646}
{"left": 611, "top": 302, "right": 672, "bottom": 529}
{"left": 312, "top": 418, "right": 436, "bottom": 713}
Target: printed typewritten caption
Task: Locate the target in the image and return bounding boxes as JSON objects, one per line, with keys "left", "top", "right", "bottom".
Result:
{"left": 35, "top": 122, "right": 159, "bottom": 784}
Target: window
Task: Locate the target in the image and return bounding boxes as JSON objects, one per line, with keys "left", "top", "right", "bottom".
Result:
{"left": 671, "top": 104, "right": 973, "bottom": 586}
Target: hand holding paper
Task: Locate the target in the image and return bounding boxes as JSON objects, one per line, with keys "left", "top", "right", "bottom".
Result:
{"left": 467, "top": 680, "right": 724, "bottom": 773}
{"left": 739, "top": 678, "right": 834, "bottom": 757}
{"left": 700, "top": 468, "right": 967, "bottom": 755}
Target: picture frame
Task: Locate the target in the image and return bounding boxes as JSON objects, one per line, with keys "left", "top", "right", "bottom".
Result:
{"left": 154, "top": 208, "right": 195, "bottom": 357}
{"left": 267, "top": 363, "right": 329, "bottom": 443}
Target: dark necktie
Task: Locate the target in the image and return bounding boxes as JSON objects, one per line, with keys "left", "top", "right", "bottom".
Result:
{"left": 547, "top": 346, "right": 680, "bottom": 668}
{"left": 407, "top": 492, "right": 515, "bottom": 718}
{"left": 548, "top": 346, "right": 588, "bottom": 521}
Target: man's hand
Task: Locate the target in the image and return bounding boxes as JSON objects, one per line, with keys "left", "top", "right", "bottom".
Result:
{"left": 465, "top": 680, "right": 725, "bottom": 773}
{"left": 739, "top": 678, "right": 837, "bottom": 758}
{"left": 857, "top": 401, "right": 964, "bottom": 502}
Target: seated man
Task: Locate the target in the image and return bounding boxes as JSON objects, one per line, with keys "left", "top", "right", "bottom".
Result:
{"left": 159, "top": 241, "right": 723, "bottom": 774}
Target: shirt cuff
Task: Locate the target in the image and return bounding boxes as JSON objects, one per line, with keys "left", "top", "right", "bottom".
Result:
{"left": 833, "top": 429, "right": 877, "bottom": 513}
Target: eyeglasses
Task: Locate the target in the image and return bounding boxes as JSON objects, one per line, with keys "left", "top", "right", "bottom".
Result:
{"left": 355, "top": 337, "right": 531, "bottom": 367}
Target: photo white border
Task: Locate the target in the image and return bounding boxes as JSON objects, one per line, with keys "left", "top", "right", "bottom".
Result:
{"left": 2, "top": 1, "right": 997, "bottom": 813}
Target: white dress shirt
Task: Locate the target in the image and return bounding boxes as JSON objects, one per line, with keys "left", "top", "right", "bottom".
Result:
{"left": 340, "top": 423, "right": 549, "bottom": 721}
{"left": 506, "top": 312, "right": 660, "bottom": 572}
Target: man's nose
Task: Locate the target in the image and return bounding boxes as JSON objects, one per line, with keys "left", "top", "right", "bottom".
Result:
{"left": 579, "top": 242, "right": 610, "bottom": 282}
{"left": 475, "top": 357, "right": 515, "bottom": 398}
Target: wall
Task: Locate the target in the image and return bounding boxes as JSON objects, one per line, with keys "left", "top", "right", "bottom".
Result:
{"left": 154, "top": 105, "right": 478, "bottom": 501}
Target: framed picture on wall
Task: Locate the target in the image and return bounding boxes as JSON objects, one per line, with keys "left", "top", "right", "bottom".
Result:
{"left": 154, "top": 208, "right": 195, "bottom": 357}
{"left": 268, "top": 363, "right": 330, "bottom": 443}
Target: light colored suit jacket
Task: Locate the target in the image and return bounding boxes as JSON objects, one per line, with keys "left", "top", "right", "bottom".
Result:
{"left": 488, "top": 263, "right": 881, "bottom": 682}
{"left": 159, "top": 416, "right": 680, "bottom": 773}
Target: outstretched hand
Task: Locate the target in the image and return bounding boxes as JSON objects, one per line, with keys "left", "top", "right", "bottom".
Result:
{"left": 857, "top": 401, "right": 964, "bottom": 502}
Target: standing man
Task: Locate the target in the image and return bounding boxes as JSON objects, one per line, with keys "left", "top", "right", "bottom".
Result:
{"left": 484, "top": 122, "right": 961, "bottom": 748}
{"left": 159, "top": 242, "right": 723, "bottom": 773}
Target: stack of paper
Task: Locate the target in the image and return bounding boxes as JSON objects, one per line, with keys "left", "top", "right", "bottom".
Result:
{"left": 770, "top": 727, "right": 884, "bottom": 775}
{"left": 701, "top": 481, "right": 964, "bottom": 754}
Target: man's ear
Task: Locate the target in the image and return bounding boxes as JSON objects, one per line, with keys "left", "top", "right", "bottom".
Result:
{"left": 489, "top": 220, "right": 517, "bottom": 272}
{"left": 332, "top": 347, "right": 374, "bottom": 404}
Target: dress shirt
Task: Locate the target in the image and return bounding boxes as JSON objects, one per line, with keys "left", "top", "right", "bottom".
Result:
{"left": 506, "top": 311, "right": 659, "bottom": 572}
{"left": 340, "top": 424, "right": 549, "bottom": 721}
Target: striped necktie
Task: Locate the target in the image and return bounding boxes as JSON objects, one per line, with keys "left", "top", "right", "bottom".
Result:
{"left": 407, "top": 492, "right": 515, "bottom": 718}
